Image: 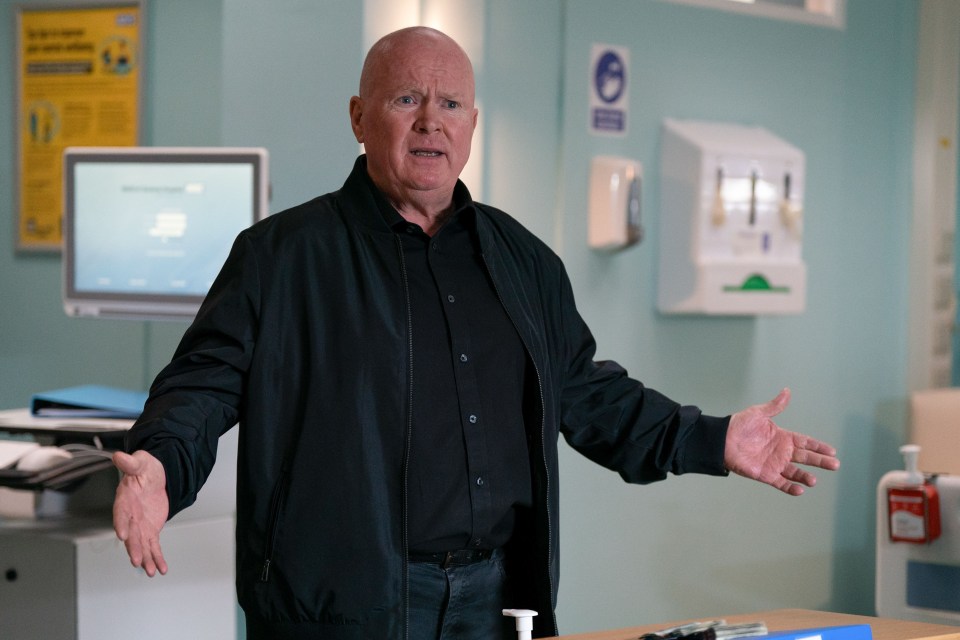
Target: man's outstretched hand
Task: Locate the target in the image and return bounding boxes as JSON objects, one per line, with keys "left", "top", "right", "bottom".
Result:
{"left": 724, "top": 388, "right": 840, "bottom": 496}
{"left": 112, "top": 449, "right": 170, "bottom": 577}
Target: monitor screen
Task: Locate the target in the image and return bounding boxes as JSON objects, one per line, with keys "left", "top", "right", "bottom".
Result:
{"left": 63, "top": 146, "right": 269, "bottom": 320}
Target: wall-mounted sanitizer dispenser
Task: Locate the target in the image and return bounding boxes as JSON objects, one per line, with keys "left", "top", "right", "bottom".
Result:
{"left": 658, "top": 119, "right": 806, "bottom": 315}
{"left": 589, "top": 156, "right": 643, "bottom": 250}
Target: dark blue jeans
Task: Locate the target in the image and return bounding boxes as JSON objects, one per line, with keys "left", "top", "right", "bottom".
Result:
{"left": 407, "top": 548, "right": 515, "bottom": 639}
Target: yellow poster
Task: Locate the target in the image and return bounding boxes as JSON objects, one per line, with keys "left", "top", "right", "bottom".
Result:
{"left": 17, "top": 3, "right": 141, "bottom": 250}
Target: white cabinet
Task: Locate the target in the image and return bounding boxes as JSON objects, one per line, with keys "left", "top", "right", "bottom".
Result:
{"left": 0, "top": 424, "right": 240, "bottom": 639}
{"left": 0, "top": 515, "right": 236, "bottom": 640}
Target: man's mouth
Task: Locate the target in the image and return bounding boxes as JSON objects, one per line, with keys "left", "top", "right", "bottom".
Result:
{"left": 411, "top": 149, "right": 442, "bottom": 157}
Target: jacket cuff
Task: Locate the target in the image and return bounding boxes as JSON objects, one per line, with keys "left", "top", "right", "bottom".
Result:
{"left": 679, "top": 412, "right": 730, "bottom": 476}
{"left": 141, "top": 442, "right": 184, "bottom": 521}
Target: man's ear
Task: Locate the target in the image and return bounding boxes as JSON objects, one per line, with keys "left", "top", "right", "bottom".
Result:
{"left": 349, "top": 96, "right": 364, "bottom": 143}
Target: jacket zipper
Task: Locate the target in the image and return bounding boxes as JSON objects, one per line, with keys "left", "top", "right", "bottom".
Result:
{"left": 481, "top": 250, "right": 558, "bottom": 636}
{"left": 395, "top": 236, "right": 415, "bottom": 640}
{"left": 259, "top": 468, "right": 289, "bottom": 582}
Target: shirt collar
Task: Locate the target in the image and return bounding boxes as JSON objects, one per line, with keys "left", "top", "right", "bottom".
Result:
{"left": 357, "top": 156, "right": 476, "bottom": 234}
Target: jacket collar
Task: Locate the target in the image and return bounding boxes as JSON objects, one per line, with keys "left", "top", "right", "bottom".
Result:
{"left": 339, "top": 155, "right": 477, "bottom": 234}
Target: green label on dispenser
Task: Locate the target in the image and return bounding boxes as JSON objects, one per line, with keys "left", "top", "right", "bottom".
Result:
{"left": 723, "top": 274, "right": 790, "bottom": 293}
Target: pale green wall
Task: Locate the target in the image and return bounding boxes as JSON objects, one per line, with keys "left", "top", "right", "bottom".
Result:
{"left": 554, "top": 0, "right": 915, "bottom": 632}
{"left": 0, "top": 0, "right": 919, "bottom": 636}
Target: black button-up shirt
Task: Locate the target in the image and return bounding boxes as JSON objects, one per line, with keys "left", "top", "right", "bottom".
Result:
{"left": 370, "top": 178, "right": 533, "bottom": 553}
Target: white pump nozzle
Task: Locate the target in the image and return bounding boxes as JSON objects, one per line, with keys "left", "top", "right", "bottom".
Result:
{"left": 900, "top": 444, "right": 923, "bottom": 486}
{"left": 502, "top": 609, "right": 538, "bottom": 640}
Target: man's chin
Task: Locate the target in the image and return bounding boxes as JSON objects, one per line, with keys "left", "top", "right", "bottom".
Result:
{"left": 404, "top": 172, "right": 457, "bottom": 194}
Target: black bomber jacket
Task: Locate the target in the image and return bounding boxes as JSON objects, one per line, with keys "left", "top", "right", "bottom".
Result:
{"left": 126, "top": 156, "right": 730, "bottom": 639}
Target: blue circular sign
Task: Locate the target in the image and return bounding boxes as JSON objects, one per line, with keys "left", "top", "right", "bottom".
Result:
{"left": 594, "top": 50, "right": 625, "bottom": 104}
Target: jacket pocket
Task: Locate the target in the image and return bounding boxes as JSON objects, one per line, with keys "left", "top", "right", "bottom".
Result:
{"left": 259, "top": 469, "right": 289, "bottom": 582}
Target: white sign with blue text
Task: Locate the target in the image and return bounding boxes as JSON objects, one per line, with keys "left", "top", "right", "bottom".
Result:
{"left": 589, "top": 43, "right": 629, "bottom": 136}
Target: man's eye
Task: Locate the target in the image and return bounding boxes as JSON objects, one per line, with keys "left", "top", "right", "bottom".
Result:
{"left": 398, "top": 96, "right": 415, "bottom": 105}
{"left": 445, "top": 100, "right": 460, "bottom": 109}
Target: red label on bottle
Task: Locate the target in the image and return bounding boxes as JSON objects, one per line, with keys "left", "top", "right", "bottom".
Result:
{"left": 887, "top": 483, "right": 941, "bottom": 544}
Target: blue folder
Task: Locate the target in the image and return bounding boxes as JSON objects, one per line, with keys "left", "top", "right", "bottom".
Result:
{"left": 756, "top": 625, "right": 872, "bottom": 640}
{"left": 30, "top": 384, "right": 148, "bottom": 419}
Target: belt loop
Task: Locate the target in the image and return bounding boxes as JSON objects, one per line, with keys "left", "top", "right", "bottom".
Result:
{"left": 442, "top": 551, "right": 455, "bottom": 570}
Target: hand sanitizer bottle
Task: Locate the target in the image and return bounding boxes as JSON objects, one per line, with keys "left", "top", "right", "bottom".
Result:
{"left": 887, "top": 444, "right": 941, "bottom": 543}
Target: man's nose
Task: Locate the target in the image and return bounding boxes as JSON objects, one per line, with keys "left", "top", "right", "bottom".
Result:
{"left": 414, "top": 102, "right": 441, "bottom": 133}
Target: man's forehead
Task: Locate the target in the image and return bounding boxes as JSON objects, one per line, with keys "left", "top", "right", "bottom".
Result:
{"left": 379, "top": 61, "right": 474, "bottom": 96}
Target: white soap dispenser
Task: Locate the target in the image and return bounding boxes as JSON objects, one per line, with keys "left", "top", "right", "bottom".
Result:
{"left": 502, "top": 608, "right": 538, "bottom": 640}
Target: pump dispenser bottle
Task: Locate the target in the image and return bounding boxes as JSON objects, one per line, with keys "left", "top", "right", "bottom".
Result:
{"left": 503, "top": 609, "right": 538, "bottom": 640}
{"left": 887, "top": 444, "right": 941, "bottom": 543}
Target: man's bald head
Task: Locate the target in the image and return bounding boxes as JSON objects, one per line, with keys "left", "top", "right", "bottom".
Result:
{"left": 359, "top": 26, "right": 475, "bottom": 99}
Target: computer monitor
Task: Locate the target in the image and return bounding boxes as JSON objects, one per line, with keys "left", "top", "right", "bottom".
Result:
{"left": 62, "top": 146, "right": 269, "bottom": 320}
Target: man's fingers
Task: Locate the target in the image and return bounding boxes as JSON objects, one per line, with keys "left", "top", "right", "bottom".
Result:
{"left": 142, "top": 552, "right": 158, "bottom": 578}
{"left": 113, "top": 508, "right": 129, "bottom": 541}
{"left": 149, "top": 537, "right": 168, "bottom": 575}
{"left": 782, "top": 463, "right": 816, "bottom": 487}
{"left": 793, "top": 435, "right": 840, "bottom": 470}
{"left": 124, "top": 529, "right": 143, "bottom": 567}
{"left": 121, "top": 523, "right": 167, "bottom": 577}
{"left": 796, "top": 434, "right": 838, "bottom": 456}
{"left": 777, "top": 473, "right": 807, "bottom": 496}
{"left": 784, "top": 483, "right": 805, "bottom": 497}
{"left": 138, "top": 537, "right": 167, "bottom": 577}
{"left": 795, "top": 448, "right": 840, "bottom": 470}
{"left": 769, "top": 474, "right": 804, "bottom": 496}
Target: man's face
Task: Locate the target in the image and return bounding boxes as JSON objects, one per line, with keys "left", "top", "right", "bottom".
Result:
{"left": 350, "top": 35, "right": 478, "bottom": 208}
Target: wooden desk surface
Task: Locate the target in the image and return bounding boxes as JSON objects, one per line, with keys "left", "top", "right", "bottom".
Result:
{"left": 552, "top": 609, "right": 960, "bottom": 640}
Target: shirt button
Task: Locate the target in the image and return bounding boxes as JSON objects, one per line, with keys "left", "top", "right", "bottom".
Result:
{"left": 447, "top": 294, "right": 455, "bottom": 303}
{"left": 468, "top": 414, "right": 478, "bottom": 424}
{"left": 459, "top": 353, "right": 468, "bottom": 363}
{"left": 476, "top": 477, "right": 484, "bottom": 486}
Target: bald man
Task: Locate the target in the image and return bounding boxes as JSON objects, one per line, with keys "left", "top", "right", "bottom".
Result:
{"left": 114, "top": 27, "right": 838, "bottom": 639}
